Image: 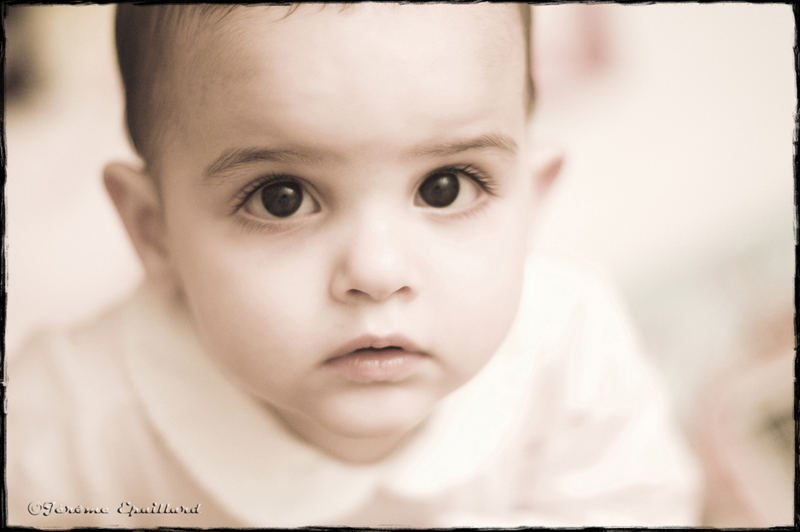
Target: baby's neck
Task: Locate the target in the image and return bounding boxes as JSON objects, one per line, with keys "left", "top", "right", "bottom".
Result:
{"left": 270, "top": 407, "right": 426, "bottom": 464}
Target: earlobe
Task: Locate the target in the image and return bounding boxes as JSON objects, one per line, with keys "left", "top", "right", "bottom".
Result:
{"left": 103, "top": 162, "right": 179, "bottom": 296}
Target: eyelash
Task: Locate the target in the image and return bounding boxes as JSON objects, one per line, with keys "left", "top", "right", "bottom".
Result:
{"left": 428, "top": 164, "right": 498, "bottom": 197}
{"left": 230, "top": 164, "right": 499, "bottom": 215}
{"left": 230, "top": 173, "right": 298, "bottom": 215}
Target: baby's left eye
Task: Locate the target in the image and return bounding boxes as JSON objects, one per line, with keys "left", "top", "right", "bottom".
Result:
{"left": 414, "top": 168, "right": 483, "bottom": 209}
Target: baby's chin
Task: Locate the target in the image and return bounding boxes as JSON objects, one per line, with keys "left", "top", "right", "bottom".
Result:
{"left": 277, "top": 384, "right": 448, "bottom": 463}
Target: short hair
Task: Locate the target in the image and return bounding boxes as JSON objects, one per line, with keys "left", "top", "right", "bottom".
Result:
{"left": 115, "top": 4, "right": 534, "bottom": 169}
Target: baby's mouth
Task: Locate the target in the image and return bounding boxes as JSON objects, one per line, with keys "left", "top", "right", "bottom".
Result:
{"left": 324, "top": 336, "right": 428, "bottom": 383}
{"left": 353, "top": 346, "right": 403, "bottom": 353}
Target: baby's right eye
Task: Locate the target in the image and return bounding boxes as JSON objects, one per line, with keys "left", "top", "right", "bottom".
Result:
{"left": 242, "top": 178, "right": 319, "bottom": 219}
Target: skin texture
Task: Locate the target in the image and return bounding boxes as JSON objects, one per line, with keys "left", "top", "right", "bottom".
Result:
{"left": 105, "top": 4, "right": 561, "bottom": 463}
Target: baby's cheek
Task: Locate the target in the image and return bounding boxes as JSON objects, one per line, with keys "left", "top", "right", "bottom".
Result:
{"left": 433, "top": 246, "right": 525, "bottom": 381}
{"left": 179, "top": 264, "right": 314, "bottom": 387}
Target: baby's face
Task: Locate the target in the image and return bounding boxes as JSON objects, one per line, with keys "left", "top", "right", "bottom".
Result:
{"left": 155, "top": 4, "right": 537, "bottom": 459}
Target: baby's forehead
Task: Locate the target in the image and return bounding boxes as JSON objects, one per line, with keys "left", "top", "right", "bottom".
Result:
{"left": 135, "top": 3, "right": 530, "bottom": 170}
{"left": 202, "top": 3, "right": 522, "bottom": 30}
{"left": 187, "top": 6, "right": 524, "bottom": 107}
{"left": 171, "top": 3, "right": 527, "bottom": 106}
{"left": 179, "top": 3, "right": 524, "bottom": 61}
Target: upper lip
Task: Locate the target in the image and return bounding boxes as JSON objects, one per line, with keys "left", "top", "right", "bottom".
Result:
{"left": 326, "top": 334, "right": 425, "bottom": 361}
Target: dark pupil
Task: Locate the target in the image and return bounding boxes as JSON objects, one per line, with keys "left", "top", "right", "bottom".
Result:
{"left": 419, "top": 173, "right": 459, "bottom": 207}
{"left": 261, "top": 181, "right": 302, "bottom": 217}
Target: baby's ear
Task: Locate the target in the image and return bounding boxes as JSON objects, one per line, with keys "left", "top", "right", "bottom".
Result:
{"left": 103, "top": 162, "right": 178, "bottom": 296}
{"left": 528, "top": 144, "right": 564, "bottom": 197}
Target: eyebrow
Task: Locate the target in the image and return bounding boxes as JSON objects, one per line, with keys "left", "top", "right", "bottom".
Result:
{"left": 204, "top": 133, "right": 518, "bottom": 179}
{"left": 410, "top": 133, "right": 518, "bottom": 158}
{"left": 203, "top": 147, "right": 325, "bottom": 178}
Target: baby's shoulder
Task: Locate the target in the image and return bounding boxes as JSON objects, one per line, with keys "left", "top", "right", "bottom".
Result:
{"left": 515, "top": 256, "right": 628, "bottom": 347}
{"left": 7, "top": 290, "right": 160, "bottom": 518}
{"left": 524, "top": 255, "right": 619, "bottom": 305}
{"left": 9, "top": 293, "right": 139, "bottom": 415}
{"left": 517, "top": 255, "right": 665, "bottom": 413}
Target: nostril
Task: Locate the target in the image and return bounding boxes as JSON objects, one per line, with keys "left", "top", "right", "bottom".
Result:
{"left": 332, "top": 257, "right": 414, "bottom": 303}
{"left": 344, "top": 285, "right": 411, "bottom": 302}
{"left": 346, "top": 288, "right": 369, "bottom": 298}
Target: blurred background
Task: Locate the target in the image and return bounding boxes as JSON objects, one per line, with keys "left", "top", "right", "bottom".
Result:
{"left": 4, "top": 4, "right": 795, "bottom": 527}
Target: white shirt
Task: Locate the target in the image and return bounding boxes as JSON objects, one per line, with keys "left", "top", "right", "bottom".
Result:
{"left": 7, "top": 258, "right": 701, "bottom": 527}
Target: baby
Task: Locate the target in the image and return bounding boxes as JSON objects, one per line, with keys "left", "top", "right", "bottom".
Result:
{"left": 8, "top": 3, "right": 700, "bottom": 528}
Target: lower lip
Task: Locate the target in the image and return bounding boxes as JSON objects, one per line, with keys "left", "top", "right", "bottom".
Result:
{"left": 324, "top": 349, "right": 427, "bottom": 383}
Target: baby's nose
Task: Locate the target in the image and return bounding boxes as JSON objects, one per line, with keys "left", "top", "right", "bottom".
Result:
{"left": 329, "top": 215, "right": 416, "bottom": 304}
